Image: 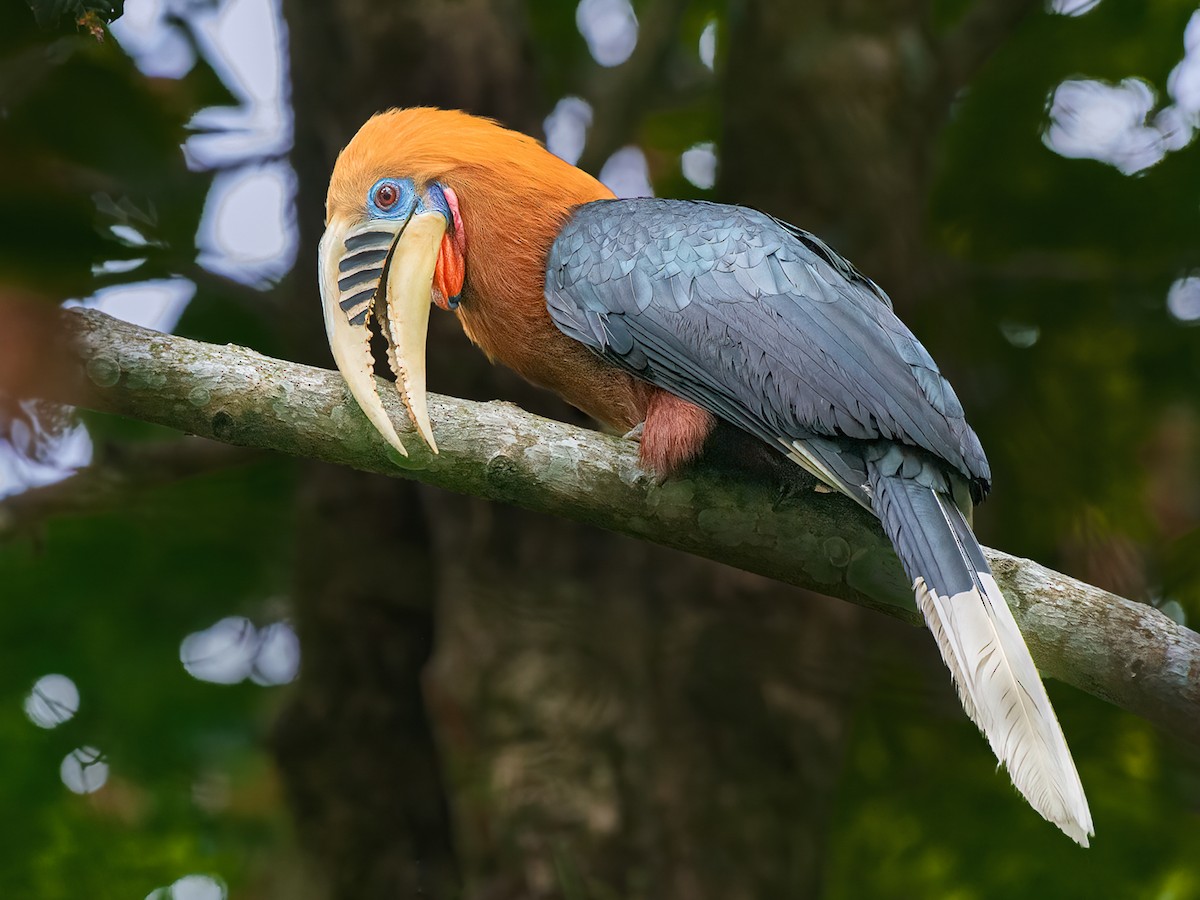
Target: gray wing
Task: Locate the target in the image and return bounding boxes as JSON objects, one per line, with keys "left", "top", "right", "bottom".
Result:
{"left": 544, "top": 199, "right": 990, "bottom": 503}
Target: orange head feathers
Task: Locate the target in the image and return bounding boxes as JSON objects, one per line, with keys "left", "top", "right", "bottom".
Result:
{"left": 326, "top": 108, "right": 612, "bottom": 315}
{"left": 317, "top": 108, "right": 645, "bottom": 461}
{"left": 326, "top": 108, "right": 610, "bottom": 225}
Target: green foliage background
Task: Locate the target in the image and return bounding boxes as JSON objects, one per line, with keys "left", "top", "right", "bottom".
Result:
{"left": 1, "top": 0, "right": 1198, "bottom": 897}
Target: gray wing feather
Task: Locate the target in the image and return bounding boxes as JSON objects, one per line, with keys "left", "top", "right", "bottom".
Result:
{"left": 544, "top": 199, "right": 990, "bottom": 499}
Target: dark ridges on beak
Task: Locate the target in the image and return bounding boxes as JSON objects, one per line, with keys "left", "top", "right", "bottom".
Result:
{"left": 338, "top": 290, "right": 375, "bottom": 326}
{"left": 333, "top": 227, "right": 393, "bottom": 327}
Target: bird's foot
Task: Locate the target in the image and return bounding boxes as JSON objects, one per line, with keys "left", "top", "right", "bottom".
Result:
{"left": 623, "top": 422, "right": 645, "bottom": 443}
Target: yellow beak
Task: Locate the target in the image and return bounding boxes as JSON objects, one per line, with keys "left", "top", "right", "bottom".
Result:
{"left": 317, "top": 209, "right": 446, "bottom": 457}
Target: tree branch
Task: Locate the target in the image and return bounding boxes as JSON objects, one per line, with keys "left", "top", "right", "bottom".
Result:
{"left": 33, "top": 308, "right": 1200, "bottom": 743}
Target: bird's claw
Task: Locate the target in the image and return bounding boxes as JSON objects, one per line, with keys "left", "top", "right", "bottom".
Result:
{"left": 624, "top": 422, "right": 645, "bottom": 443}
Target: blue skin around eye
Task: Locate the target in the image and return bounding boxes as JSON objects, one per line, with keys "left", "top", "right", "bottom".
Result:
{"left": 366, "top": 177, "right": 416, "bottom": 219}
{"left": 366, "top": 178, "right": 454, "bottom": 224}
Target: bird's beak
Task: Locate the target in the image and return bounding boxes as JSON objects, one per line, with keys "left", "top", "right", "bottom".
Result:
{"left": 317, "top": 206, "right": 447, "bottom": 457}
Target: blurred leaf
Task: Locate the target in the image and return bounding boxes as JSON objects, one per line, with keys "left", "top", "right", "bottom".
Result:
{"left": 0, "top": 3, "right": 232, "bottom": 301}
{"left": 25, "top": 0, "right": 125, "bottom": 31}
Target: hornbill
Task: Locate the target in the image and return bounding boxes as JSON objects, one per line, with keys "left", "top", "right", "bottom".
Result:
{"left": 317, "top": 108, "right": 1093, "bottom": 844}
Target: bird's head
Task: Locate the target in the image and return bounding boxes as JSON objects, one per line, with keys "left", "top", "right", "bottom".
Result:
{"left": 318, "top": 107, "right": 610, "bottom": 458}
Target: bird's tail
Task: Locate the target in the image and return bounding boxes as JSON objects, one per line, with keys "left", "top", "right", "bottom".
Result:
{"left": 868, "top": 459, "right": 1093, "bottom": 846}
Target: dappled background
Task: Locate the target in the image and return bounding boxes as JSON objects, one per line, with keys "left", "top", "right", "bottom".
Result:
{"left": 1, "top": 0, "right": 1199, "bottom": 897}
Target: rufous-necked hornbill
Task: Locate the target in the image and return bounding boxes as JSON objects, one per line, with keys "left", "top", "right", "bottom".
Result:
{"left": 317, "top": 108, "right": 1092, "bottom": 845}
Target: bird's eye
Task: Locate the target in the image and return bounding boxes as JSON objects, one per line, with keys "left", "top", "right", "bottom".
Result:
{"left": 375, "top": 182, "right": 399, "bottom": 210}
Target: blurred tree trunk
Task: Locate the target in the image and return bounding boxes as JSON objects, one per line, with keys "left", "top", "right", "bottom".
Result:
{"left": 269, "top": 1, "right": 1025, "bottom": 898}
{"left": 721, "top": 0, "right": 936, "bottom": 302}
{"left": 272, "top": 1, "right": 541, "bottom": 896}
